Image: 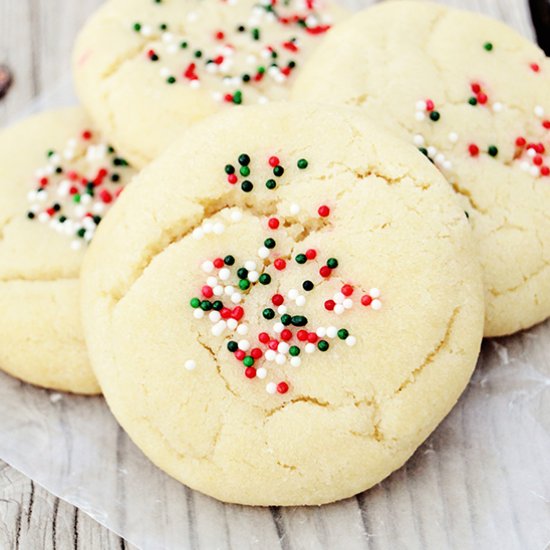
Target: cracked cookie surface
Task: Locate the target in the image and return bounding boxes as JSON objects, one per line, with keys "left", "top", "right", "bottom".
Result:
{"left": 81, "top": 103, "right": 484, "bottom": 505}
{"left": 0, "top": 108, "right": 135, "bottom": 394}
{"left": 292, "top": 1, "right": 550, "bottom": 337}
{"left": 72, "top": 0, "right": 348, "bottom": 167}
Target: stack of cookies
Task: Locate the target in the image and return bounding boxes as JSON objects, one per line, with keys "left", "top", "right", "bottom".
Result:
{"left": 0, "top": 0, "right": 548, "bottom": 506}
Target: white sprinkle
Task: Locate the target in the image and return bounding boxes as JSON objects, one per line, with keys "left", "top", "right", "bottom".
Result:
{"left": 435, "top": 153, "right": 445, "bottom": 165}
{"left": 258, "top": 247, "right": 270, "bottom": 259}
{"left": 290, "top": 357, "right": 301, "bottom": 367}
{"left": 277, "top": 305, "right": 287, "bottom": 315}
{"left": 49, "top": 393, "right": 63, "bottom": 403}
{"left": 265, "top": 350, "right": 276, "bottom": 361}
{"left": 213, "top": 222, "right": 225, "bottom": 235}
{"left": 369, "top": 288, "right": 381, "bottom": 298}
{"left": 70, "top": 240, "right": 82, "bottom": 251}
{"left": 237, "top": 324, "right": 248, "bottom": 335}
{"left": 334, "top": 304, "right": 345, "bottom": 315}
{"left": 534, "top": 105, "right": 545, "bottom": 118}
{"left": 231, "top": 293, "right": 242, "bottom": 304}
{"left": 184, "top": 360, "right": 196, "bottom": 371}
{"left": 443, "top": 160, "right": 453, "bottom": 171}
{"left": 209, "top": 311, "right": 221, "bottom": 322}
{"left": 305, "top": 343, "right": 316, "bottom": 354}
{"left": 213, "top": 285, "right": 224, "bottom": 296}
{"left": 316, "top": 327, "right": 327, "bottom": 337}
{"left": 346, "top": 336, "right": 357, "bottom": 347}
{"left": 343, "top": 298, "right": 353, "bottom": 309}
{"left": 187, "top": 11, "right": 198, "bottom": 21}
{"left": 415, "top": 112, "right": 425, "bottom": 122}
{"left": 238, "top": 339, "right": 250, "bottom": 351}
{"left": 427, "top": 146, "right": 437, "bottom": 157}
{"left": 141, "top": 25, "right": 152, "bottom": 36}
{"left": 160, "top": 67, "right": 171, "bottom": 78}
{"left": 530, "top": 166, "right": 540, "bottom": 177}
{"left": 244, "top": 260, "right": 256, "bottom": 271}
{"left": 192, "top": 228, "right": 204, "bottom": 240}
{"left": 277, "top": 342, "right": 290, "bottom": 354}
{"left": 211, "top": 321, "right": 226, "bottom": 337}
{"left": 218, "top": 268, "right": 230, "bottom": 281}
{"left": 326, "top": 326, "right": 338, "bottom": 338}
{"left": 413, "top": 134, "right": 425, "bottom": 146}
{"left": 273, "top": 322, "right": 284, "bottom": 333}
{"left": 288, "top": 289, "right": 298, "bottom": 300}
{"left": 275, "top": 353, "right": 286, "bottom": 365}
{"left": 206, "top": 276, "right": 217, "bottom": 287}
{"left": 295, "top": 295, "right": 306, "bottom": 307}
{"left": 224, "top": 285, "right": 235, "bottom": 296}
{"left": 248, "top": 271, "right": 259, "bottom": 283}
{"left": 266, "top": 382, "right": 277, "bottom": 394}
{"left": 492, "top": 102, "right": 503, "bottom": 113}
{"left": 203, "top": 221, "right": 213, "bottom": 234}
{"left": 448, "top": 132, "right": 459, "bottom": 143}
{"left": 230, "top": 209, "right": 243, "bottom": 222}
{"left": 227, "top": 318, "right": 238, "bottom": 330}
{"left": 371, "top": 299, "right": 382, "bottom": 310}
{"left": 38, "top": 212, "right": 50, "bottom": 223}
{"left": 290, "top": 203, "right": 300, "bottom": 215}
{"left": 334, "top": 292, "right": 345, "bottom": 304}
{"left": 256, "top": 367, "right": 267, "bottom": 379}
{"left": 193, "top": 309, "right": 204, "bottom": 319}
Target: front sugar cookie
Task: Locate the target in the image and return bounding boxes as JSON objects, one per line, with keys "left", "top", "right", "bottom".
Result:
{"left": 73, "top": 0, "right": 348, "bottom": 167}
{"left": 0, "top": 108, "right": 135, "bottom": 394}
{"left": 81, "top": 104, "right": 484, "bottom": 506}
{"left": 292, "top": 1, "right": 550, "bottom": 337}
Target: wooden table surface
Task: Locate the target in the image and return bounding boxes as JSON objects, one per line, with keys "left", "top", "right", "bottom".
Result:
{"left": 0, "top": 0, "right": 547, "bottom": 549}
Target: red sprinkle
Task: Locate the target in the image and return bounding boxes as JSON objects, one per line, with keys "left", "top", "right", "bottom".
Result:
{"left": 543, "top": 120, "right": 550, "bottom": 130}
{"left": 235, "top": 350, "right": 246, "bottom": 361}
{"left": 272, "top": 294, "right": 284, "bottom": 306}
{"left": 274, "top": 258, "right": 286, "bottom": 271}
{"left": 534, "top": 155, "right": 543, "bottom": 166}
{"left": 228, "top": 174, "right": 238, "bottom": 184}
{"left": 468, "top": 144, "right": 480, "bottom": 157}
{"left": 297, "top": 330, "right": 308, "bottom": 341}
{"left": 220, "top": 307, "right": 232, "bottom": 319}
{"left": 341, "top": 284, "right": 354, "bottom": 296}
{"left": 541, "top": 166, "right": 550, "bottom": 176}
{"left": 305, "top": 249, "right": 317, "bottom": 260}
{"left": 307, "top": 332, "right": 318, "bottom": 344}
{"left": 215, "top": 31, "right": 225, "bottom": 40}
{"left": 268, "top": 156, "right": 280, "bottom": 167}
{"left": 280, "top": 329, "right": 293, "bottom": 341}
{"left": 318, "top": 205, "right": 330, "bottom": 217}
{"left": 99, "top": 189, "right": 113, "bottom": 204}
{"left": 324, "top": 299, "right": 335, "bottom": 311}
{"left": 319, "top": 265, "right": 332, "bottom": 278}
{"left": 232, "top": 306, "right": 244, "bottom": 320}
{"left": 213, "top": 258, "right": 224, "bottom": 268}
{"left": 477, "top": 93, "right": 488, "bottom": 105}
{"left": 361, "top": 295, "right": 373, "bottom": 306}
{"left": 516, "top": 137, "right": 526, "bottom": 147}
{"left": 258, "top": 332, "right": 270, "bottom": 344}
{"left": 471, "top": 83, "right": 481, "bottom": 94}
{"left": 277, "top": 382, "right": 289, "bottom": 394}
{"left": 201, "top": 285, "right": 213, "bottom": 298}
{"left": 425, "top": 99, "right": 435, "bottom": 111}
{"left": 268, "top": 339, "right": 279, "bottom": 350}
{"left": 251, "top": 348, "right": 263, "bottom": 359}
{"left": 82, "top": 130, "right": 92, "bottom": 140}
{"left": 268, "top": 217, "right": 280, "bottom": 229}
{"left": 530, "top": 63, "right": 540, "bottom": 73}
{"left": 245, "top": 367, "right": 256, "bottom": 379}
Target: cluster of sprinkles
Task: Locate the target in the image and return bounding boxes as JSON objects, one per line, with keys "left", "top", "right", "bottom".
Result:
{"left": 411, "top": 41, "right": 549, "bottom": 180}
{"left": 184, "top": 154, "right": 382, "bottom": 396}
{"left": 26, "top": 130, "right": 133, "bottom": 250}
{"left": 132, "top": 0, "right": 333, "bottom": 105}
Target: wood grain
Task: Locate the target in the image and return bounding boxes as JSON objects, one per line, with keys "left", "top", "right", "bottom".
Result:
{"left": 0, "top": 0, "right": 547, "bottom": 549}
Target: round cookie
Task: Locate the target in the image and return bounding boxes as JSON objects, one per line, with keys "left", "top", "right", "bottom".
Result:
{"left": 0, "top": 108, "right": 135, "bottom": 394}
{"left": 73, "top": 0, "right": 348, "bottom": 168}
{"left": 81, "top": 103, "right": 484, "bottom": 505}
{"left": 292, "top": 1, "right": 550, "bottom": 337}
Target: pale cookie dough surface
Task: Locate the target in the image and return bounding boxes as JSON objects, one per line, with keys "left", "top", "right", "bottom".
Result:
{"left": 0, "top": 108, "right": 135, "bottom": 394}
{"left": 81, "top": 103, "right": 484, "bottom": 505}
{"left": 293, "top": 0, "right": 550, "bottom": 338}
{"left": 73, "top": 0, "right": 348, "bottom": 168}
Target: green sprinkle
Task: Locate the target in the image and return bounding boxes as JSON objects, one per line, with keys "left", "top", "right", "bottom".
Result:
{"left": 488, "top": 145, "right": 499, "bottom": 157}
{"left": 224, "top": 255, "right": 235, "bottom": 266}
{"left": 159, "top": 23, "right": 168, "bottom": 31}
{"left": 111, "top": 173, "right": 120, "bottom": 182}
{"left": 327, "top": 258, "right": 338, "bottom": 269}
{"left": 259, "top": 273, "right": 271, "bottom": 285}
{"left": 429, "top": 111, "right": 440, "bottom": 122}
{"left": 257, "top": 66, "right": 266, "bottom": 74}
{"left": 295, "top": 253, "right": 307, "bottom": 264}
{"left": 289, "top": 346, "right": 300, "bottom": 357}
{"left": 302, "top": 280, "right": 314, "bottom": 291}
{"left": 227, "top": 341, "right": 238, "bottom": 352}
{"left": 465, "top": 211, "right": 470, "bottom": 219}
{"left": 291, "top": 315, "right": 308, "bottom": 327}
{"left": 225, "top": 164, "right": 235, "bottom": 175}
{"left": 484, "top": 42, "right": 493, "bottom": 51}
{"left": 194, "top": 50, "right": 202, "bottom": 58}
{"left": 265, "top": 179, "right": 276, "bottom": 190}
{"left": 166, "top": 76, "right": 176, "bottom": 84}
{"left": 76, "top": 228, "right": 86, "bottom": 238}
{"left": 241, "top": 180, "right": 253, "bottom": 193}
{"left": 273, "top": 165, "right": 284, "bottom": 177}
{"left": 237, "top": 267, "right": 248, "bottom": 279}
{"left": 317, "top": 340, "right": 329, "bottom": 352}
{"left": 73, "top": 194, "right": 81, "bottom": 203}
{"left": 243, "top": 356, "right": 254, "bottom": 367}
{"left": 281, "top": 314, "right": 292, "bottom": 326}
{"left": 133, "top": 22, "right": 142, "bottom": 32}
{"left": 27, "top": 212, "right": 35, "bottom": 219}
{"left": 190, "top": 297, "right": 200, "bottom": 308}
{"left": 233, "top": 90, "right": 242, "bottom": 105}
{"left": 212, "top": 300, "right": 223, "bottom": 311}
{"left": 419, "top": 147, "right": 429, "bottom": 156}
{"left": 200, "top": 300, "right": 213, "bottom": 311}
{"left": 242, "top": 74, "right": 250, "bottom": 83}
{"left": 264, "top": 238, "right": 276, "bottom": 249}
{"left": 252, "top": 28, "right": 260, "bottom": 40}
{"left": 180, "top": 41, "right": 188, "bottom": 49}
{"left": 337, "top": 329, "right": 349, "bottom": 340}
{"left": 469, "top": 97, "right": 478, "bottom": 106}
{"left": 239, "top": 279, "right": 250, "bottom": 291}
{"left": 297, "top": 158, "right": 308, "bottom": 169}
{"left": 240, "top": 165, "right": 250, "bottom": 177}
{"left": 263, "top": 308, "right": 275, "bottom": 320}
{"left": 238, "top": 154, "right": 250, "bottom": 166}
